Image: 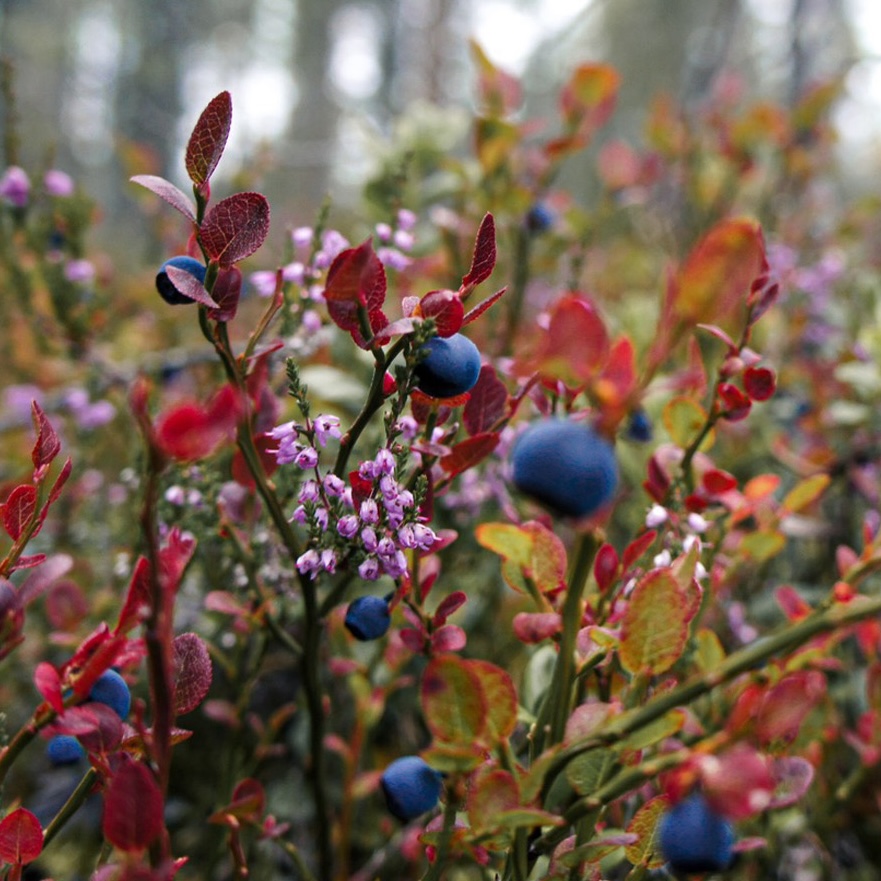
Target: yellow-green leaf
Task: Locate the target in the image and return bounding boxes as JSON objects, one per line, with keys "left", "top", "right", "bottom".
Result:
{"left": 781, "top": 473, "right": 831, "bottom": 515}
{"left": 662, "top": 396, "right": 713, "bottom": 449}
{"left": 566, "top": 748, "right": 618, "bottom": 796}
{"left": 421, "top": 655, "right": 487, "bottom": 745}
{"left": 619, "top": 571, "right": 691, "bottom": 676}
{"left": 625, "top": 796, "right": 669, "bottom": 868}
{"left": 619, "top": 710, "right": 685, "bottom": 752}
{"left": 740, "top": 530, "right": 786, "bottom": 563}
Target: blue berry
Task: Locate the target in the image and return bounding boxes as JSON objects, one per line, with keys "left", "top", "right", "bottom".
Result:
{"left": 47, "top": 734, "right": 86, "bottom": 766}
{"left": 414, "top": 334, "right": 482, "bottom": 399}
{"left": 89, "top": 669, "right": 131, "bottom": 720}
{"left": 526, "top": 203, "right": 554, "bottom": 233}
{"left": 345, "top": 595, "right": 391, "bottom": 641}
{"left": 658, "top": 793, "right": 735, "bottom": 875}
{"left": 155, "top": 255, "right": 206, "bottom": 305}
{"left": 625, "top": 409, "right": 653, "bottom": 442}
{"left": 510, "top": 419, "right": 618, "bottom": 519}
{"left": 380, "top": 756, "right": 443, "bottom": 821}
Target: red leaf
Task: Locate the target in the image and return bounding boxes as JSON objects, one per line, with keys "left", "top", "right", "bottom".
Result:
{"left": 460, "top": 214, "right": 497, "bottom": 296}
{"left": 46, "top": 457, "right": 73, "bottom": 505}
{"left": 323, "top": 240, "right": 388, "bottom": 347}
{"left": 594, "top": 543, "right": 619, "bottom": 592}
{"left": 71, "top": 703, "right": 124, "bottom": 753}
{"left": 512, "top": 612, "right": 562, "bottom": 643}
{"left": 622, "top": 530, "right": 657, "bottom": 570}
{"left": 116, "top": 557, "right": 152, "bottom": 634}
{"left": 19, "top": 553, "right": 74, "bottom": 606}
{"left": 34, "top": 661, "right": 63, "bottom": 713}
{"left": 185, "top": 91, "right": 232, "bottom": 187}
{"left": 743, "top": 365, "right": 776, "bottom": 401}
{"left": 156, "top": 386, "right": 242, "bottom": 462}
{"left": 164, "top": 265, "right": 219, "bottom": 308}
{"left": 462, "top": 286, "right": 507, "bottom": 327}
{"left": 200, "top": 192, "right": 271, "bottom": 267}
{"left": 433, "top": 591, "right": 467, "bottom": 626}
{"left": 103, "top": 755, "right": 164, "bottom": 851}
{"left": 0, "top": 808, "right": 43, "bottom": 865}
{"left": 702, "top": 468, "right": 737, "bottom": 495}
{"left": 518, "top": 293, "right": 609, "bottom": 387}
{"left": 231, "top": 432, "right": 279, "bottom": 488}
{"left": 173, "top": 632, "right": 213, "bottom": 715}
{"left": 129, "top": 175, "right": 196, "bottom": 223}
{"left": 31, "top": 401, "right": 61, "bottom": 469}
{"left": 417, "top": 290, "right": 464, "bottom": 337}
{"left": 718, "top": 382, "right": 752, "bottom": 421}
{"left": 755, "top": 671, "right": 826, "bottom": 746}
{"left": 431, "top": 624, "right": 467, "bottom": 652}
{"left": 559, "top": 63, "right": 619, "bottom": 132}
{"left": 769, "top": 757, "right": 815, "bottom": 809}
{"left": 210, "top": 778, "right": 266, "bottom": 825}
{"left": 206, "top": 266, "right": 243, "bottom": 322}
{"left": 46, "top": 580, "right": 89, "bottom": 631}
{"left": 463, "top": 365, "right": 508, "bottom": 436}
{"left": 439, "top": 432, "right": 500, "bottom": 478}
{"left": 3, "top": 485, "right": 37, "bottom": 541}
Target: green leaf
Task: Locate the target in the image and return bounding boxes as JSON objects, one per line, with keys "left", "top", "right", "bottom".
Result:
{"left": 662, "top": 396, "right": 713, "bottom": 449}
{"left": 740, "top": 530, "right": 786, "bottom": 563}
{"left": 625, "top": 796, "right": 669, "bottom": 868}
{"left": 420, "top": 743, "right": 487, "bottom": 774}
{"left": 467, "top": 767, "right": 519, "bottom": 834}
{"left": 618, "top": 709, "right": 685, "bottom": 752}
{"left": 469, "top": 659, "right": 518, "bottom": 742}
{"left": 619, "top": 570, "right": 691, "bottom": 676}
{"left": 421, "top": 655, "right": 487, "bottom": 744}
{"left": 695, "top": 628, "right": 726, "bottom": 672}
{"left": 566, "top": 748, "right": 618, "bottom": 796}
{"left": 781, "top": 473, "right": 830, "bottom": 514}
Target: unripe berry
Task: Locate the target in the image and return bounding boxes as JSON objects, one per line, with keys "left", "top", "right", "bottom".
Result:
{"left": 89, "top": 669, "right": 131, "bottom": 720}
{"left": 47, "top": 734, "right": 86, "bottom": 765}
{"left": 414, "top": 334, "right": 481, "bottom": 399}
{"left": 380, "top": 755, "right": 443, "bottom": 821}
{"left": 510, "top": 419, "right": 618, "bottom": 518}
{"left": 156, "top": 255, "right": 206, "bottom": 305}
{"left": 658, "top": 793, "right": 735, "bottom": 874}
{"left": 344, "top": 595, "right": 391, "bottom": 641}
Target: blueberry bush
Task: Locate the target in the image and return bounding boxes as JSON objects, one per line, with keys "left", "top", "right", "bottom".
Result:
{"left": 2, "top": 50, "right": 881, "bottom": 881}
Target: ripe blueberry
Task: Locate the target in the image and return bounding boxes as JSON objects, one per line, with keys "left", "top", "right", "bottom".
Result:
{"left": 89, "top": 669, "right": 131, "bottom": 720}
{"left": 510, "top": 418, "right": 618, "bottom": 519}
{"left": 414, "top": 333, "right": 482, "bottom": 399}
{"left": 345, "top": 595, "right": 391, "bottom": 641}
{"left": 380, "top": 755, "right": 443, "bottom": 821}
{"left": 156, "top": 255, "right": 206, "bottom": 305}
{"left": 625, "top": 409, "right": 653, "bottom": 442}
{"left": 658, "top": 793, "right": 735, "bottom": 874}
{"left": 47, "top": 734, "right": 86, "bottom": 765}
{"left": 526, "top": 203, "right": 554, "bottom": 233}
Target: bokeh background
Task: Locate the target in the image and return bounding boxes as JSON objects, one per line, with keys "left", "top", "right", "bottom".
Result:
{"left": 3, "top": 0, "right": 881, "bottom": 259}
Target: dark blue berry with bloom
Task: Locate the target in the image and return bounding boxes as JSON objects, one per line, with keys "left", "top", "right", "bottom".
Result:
{"left": 89, "top": 669, "right": 131, "bottom": 720}
{"left": 380, "top": 755, "right": 443, "bottom": 821}
{"left": 526, "top": 203, "right": 554, "bottom": 233}
{"left": 344, "top": 595, "right": 391, "bottom": 640}
{"left": 47, "top": 734, "right": 86, "bottom": 766}
{"left": 625, "top": 409, "right": 653, "bottom": 442}
{"left": 156, "top": 255, "right": 207, "bottom": 305}
{"left": 510, "top": 418, "right": 618, "bottom": 519}
{"left": 414, "top": 333, "right": 482, "bottom": 399}
{"left": 658, "top": 793, "right": 735, "bottom": 874}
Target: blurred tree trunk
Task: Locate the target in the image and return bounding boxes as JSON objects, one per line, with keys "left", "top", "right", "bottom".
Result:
{"left": 788, "top": 0, "right": 853, "bottom": 105}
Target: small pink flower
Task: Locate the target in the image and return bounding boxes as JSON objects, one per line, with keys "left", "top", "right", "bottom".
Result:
{"left": 64, "top": 259, "right": 95, "bottom": 284}
{"left": 358, "top": 557, "right": 381, "bottom": 581}
{"left": 314, "top": 414, "right": 341, "bottom": 446}
{"left": 1, "top": 166, "right": 30, "bottom": 207}
{"left": 44, "top": 169, "right": 74, "bottom": 197}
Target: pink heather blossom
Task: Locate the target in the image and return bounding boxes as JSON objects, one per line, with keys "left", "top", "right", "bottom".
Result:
{"left": 314, "top": 506, "right": 329, "bottom": 530}
{"left": 250, "top": 270, "right": 278, "bottom": 298}
{"left": 298, "top": 479, "right": 321, "bottom": 504}
{"left": 358, "top": 558, "right": 381, "bottom": 581}
{"left": 397, "top": 208, "right": 417, "bottom": 231}
{"left": 314, "top": 414, "right": 342, "bottom": 446}
{"left": 320, "top": 549, "right": 338, "bottom": 574}
{"left": 374, "top": 448, "right": 396, "bottom": 475}
{"left": 396, "top": 416, "right": 419, "bottom": 440}
{"left": 375, "top": 222, "right": 392, "bottom": 242}
{"left": 380, "top": 550, "right": 408, "bottom": 579}
{"left": 323, "top": 474, "right": 346, "bottom": 497}
{"left": 165, "top": 486, "right": 186, "bottom": 506}
{"left": 337, "top": 514, "right": 359, "bottom": 538}
{"left": 294, "top": 446, "right": 319, "bottom": 469}
{"left": 292, "top": 505, "right": 308, "bottom": 524}
{"left": 377, "top": 248, "right": 411, "bottom": 271}
{"left": 360, "top": 499, "right": 380, "bottom": 525}
{"left": 687, "top": 512, "right": 709, "bottom": 533}
{"left": 360, "top": 527, "right": 379, "bottom": 552}
{"left": 645, "top": 504, "right": 668, "bottom": 528}
{"left": 292, "top": 226, "right": 313, "bottom": 249}
{"left": 282, "top": 261, "right": 306, "bottom": 285}
{"left": 302, "top": 309, "right": 322, "bottom": 333}
{"left": 44, "top": 169, "right": 75, "bottom": 197}
{"left": 296, "top": 549, "right": 322, "bottom": 577}
{"left": 0, "top": 166, "right": 30, "bottom": 207}
{"left": 64, "top": 259, "right": 96, "bottom": 284}
{"left": 393, "top": 229, "right": 414, "bottom": 251}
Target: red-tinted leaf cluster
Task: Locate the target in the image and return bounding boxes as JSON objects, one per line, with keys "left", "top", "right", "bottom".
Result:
{"left": 0, "top": 807, "right": 43, "bottom": 866}
{"left": 155, "top": 385, "right": 242, "bottom": 462}
{"left": 103, "top": 754, "right": 165, "bottom": 851}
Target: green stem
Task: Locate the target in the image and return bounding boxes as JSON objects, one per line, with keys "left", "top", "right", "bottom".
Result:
{"left": 42, "top": 768, "right": 99, "bottom": 850}
{"left": 546, "top": 591, "right": 881, "bottom": 784}
{"left": 539, "top": 532, "right": 598, "bottom": 752}
{"left": 421, "top": 792, "right": 459, "bottom": 881}
{"left": 0, "top": 705, "right": 56, "bottom": 787}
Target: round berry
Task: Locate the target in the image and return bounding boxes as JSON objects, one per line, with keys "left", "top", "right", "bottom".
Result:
{"left": 155, "top": 255, "right": 206, "bottom": 305}
{"left": 380, "top": 756, "right": 443, "bottom": 821}
{"left": 414, "top": 334, "right": 482, "bottom": 399}
{"left": 625, "top": 409, "right": 653, "bottom": 442}
{"left": 525, "top": 203, "right": 554, "bottom": 233}
{"left": 510, "top": 419, "right": 618, "bottom": 519}
{"left": 659, "top": 793, "right": 735, "bottom": 875}
{"left": 47, "top": 734, "right": 86, "bottom": 766}
{"left": 89, "top": 669, "right": 131, "bottom": 720}
{"left": 345, "top": 595, "right": 391, "bottom": 641}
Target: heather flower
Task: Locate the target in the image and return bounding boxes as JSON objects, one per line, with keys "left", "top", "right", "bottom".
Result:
{"left": 314, "top": 506, "right": 329, "bottom": 530}
{"left": 377, "top": 248, "right": 411, "bottom": 271}
{"left": 314, "top": 414, "right": 342, "bottom": 446}
{"left": 282, "top": 261, "right": 306, "bottom": 285}
{"left": 380, "top": 550, "right": 408, "bottom": 579}
{"left": 298, "top": 479, "right": 321, "bottom": 504}
{"left": 646, "top": 504, "right": 669, "bottom": 528}
{"left": 359, "top": 557, "right": 381, "bottom": 581}
{"left": 296, "top": 549, "right": 322, "bottom": 577}
{"left": 393, "top": 229, "right": 414, "bottom": 251}
{"left": 337, "top": 514, "right": 359, "bottom": 538}
{"left": 375, "top": 222, "right": 393, "bottom": 242}
{"left": 397, "top": 208, "right": 417, "bottom": 231}
{"left": 360, "top": 500, "right": 380, "bottom": 525}
{"left": 294, "top": 446, "right": 319, "bottom": 470}
{"left": 361, "top": 527, "right": 379, "bottom": 552}
{"left": 250, "top": 270, "right": 278, "bottom": 298}
{"left": 687, "top": 512, "right": 709, "bottom": 533}
{"left": 165, "top": 486, "right": 186, "bottom": 506}
{"left": 323, "top": 474, "right": 346, "bottom": 497}
{"left": 320, "top": 549, "right": 338, "bottom": 574}
{"left": 44, "top": 169, "right": 75, "bottom": 197}
{"left": 64, "top": 259, "right": 96, "bottom": 284}
{"left": 292, "top": 226, "right": 313, "bottom": 249}
{"left": 0, "top": 166, "right": 30, "bottom": 207}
